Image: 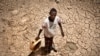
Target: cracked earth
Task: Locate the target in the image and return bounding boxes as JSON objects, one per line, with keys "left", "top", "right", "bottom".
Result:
{"left": 0, "top": 0, "right": 100, "bottom": 56}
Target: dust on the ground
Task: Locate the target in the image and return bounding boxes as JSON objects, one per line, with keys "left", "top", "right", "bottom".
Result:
{"left": 0, "top": 0, "right": 100, "bottom": 56}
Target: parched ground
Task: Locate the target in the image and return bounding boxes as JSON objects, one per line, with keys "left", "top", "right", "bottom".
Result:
{"left": 0, "top": 0, "right": 100, "bottom": 56}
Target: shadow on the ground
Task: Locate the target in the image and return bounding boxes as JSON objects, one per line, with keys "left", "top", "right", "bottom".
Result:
{"left": 28, "top": 47, "right": 49, "bottom": 56}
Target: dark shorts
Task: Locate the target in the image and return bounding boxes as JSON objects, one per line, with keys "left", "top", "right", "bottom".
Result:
{"left": 44, "top": 35, "right": 53, "bottom": 52}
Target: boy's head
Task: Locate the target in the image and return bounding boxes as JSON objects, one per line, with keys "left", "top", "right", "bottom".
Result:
{"left": 49, "top": 8, "right": 57, "bottom": 19}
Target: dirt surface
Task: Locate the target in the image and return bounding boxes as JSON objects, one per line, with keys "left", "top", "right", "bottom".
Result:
{"left": 0, "top": 0, "right": 100, "bottom": 56}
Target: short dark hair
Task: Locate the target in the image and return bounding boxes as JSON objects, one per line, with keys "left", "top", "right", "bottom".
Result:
{"left": 49, "top": 8, "right": 57, "bottom": 14}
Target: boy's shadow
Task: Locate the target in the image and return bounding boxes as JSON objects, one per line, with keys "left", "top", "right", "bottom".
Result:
{"left": 28, "top": 47, "right": 48, "bottom": 56}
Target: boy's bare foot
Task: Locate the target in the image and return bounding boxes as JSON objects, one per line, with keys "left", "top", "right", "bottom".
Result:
{"left": 51, "top": 47, "right": 57, "bottom": 52}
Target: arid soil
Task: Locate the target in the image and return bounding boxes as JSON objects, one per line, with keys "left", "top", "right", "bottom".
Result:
{"left": 0, "top": 0, "right": 100, "bottom": 56}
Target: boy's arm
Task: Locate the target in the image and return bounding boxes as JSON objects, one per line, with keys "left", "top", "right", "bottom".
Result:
{"left": 35, "top": 23, "right": 47, "bottom": 40}
{"left": 35, "top": 29, "right": 43, "bottom": 40}
{"left": 58, "top": 22, "right": 64, "bottom": 37}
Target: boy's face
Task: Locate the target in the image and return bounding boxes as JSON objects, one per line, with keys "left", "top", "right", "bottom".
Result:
{"left": 50, "top": 11, "right": 57, "bottom": 19}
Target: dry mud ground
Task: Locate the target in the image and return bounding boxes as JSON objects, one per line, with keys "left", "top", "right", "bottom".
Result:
{"left": 0, "top": 0, "right": 100, "bottom": 56}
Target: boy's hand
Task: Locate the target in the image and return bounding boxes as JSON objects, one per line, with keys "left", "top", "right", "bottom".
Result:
{"left": 35, "top": 36, "right": 40, "bottom": 40}
{"left": 61, "top": 31, "right": 64, "bottom": 37}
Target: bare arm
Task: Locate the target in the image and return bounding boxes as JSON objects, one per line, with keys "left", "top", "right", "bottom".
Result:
{"left": 35, "top": 29, "right": 43, "bottom": 40}
{"left": 37, "top": 29, "right": 43, "bottom": 37}
{"left": 35, "top": 23, "right": 47, "bottom": 40}
{"left": 58, "top": 22, "right": 64, "bottom": 37}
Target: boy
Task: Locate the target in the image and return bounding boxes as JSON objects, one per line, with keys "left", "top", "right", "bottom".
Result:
{"left": 35, "top": 8, "right": 64, "bottom": 53}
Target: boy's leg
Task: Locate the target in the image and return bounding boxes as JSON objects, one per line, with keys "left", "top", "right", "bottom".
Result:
{"left": 51, "top": 42, "right": 57, "bottom": 52}
{"left": 44, "top": 37, "right": 49, "bottom": 53}
{"left": 49, "top": 37, "right": 53, "bottom": 52}
{"left": 44, "top": 36, "right": 53, "bottom": 53}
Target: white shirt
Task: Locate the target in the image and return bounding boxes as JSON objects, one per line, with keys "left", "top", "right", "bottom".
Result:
{"left": 41, "top": 16, "right": 61, "bottom": 38}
